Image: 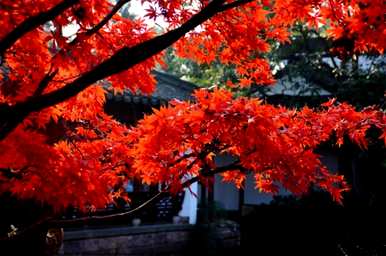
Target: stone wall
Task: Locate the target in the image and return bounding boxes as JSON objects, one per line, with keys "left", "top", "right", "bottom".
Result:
{"left": 59, "top": 224, "right": 194, "bottom": 256}
{"left": 59, "top": 222, "right": 240, "bottom": 255}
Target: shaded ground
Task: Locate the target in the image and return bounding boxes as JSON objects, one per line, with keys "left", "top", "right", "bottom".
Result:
{"left": 241, "top": 207, "right": 386, "bottom": 256}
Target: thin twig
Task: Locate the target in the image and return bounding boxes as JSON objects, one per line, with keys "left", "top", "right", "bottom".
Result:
{"left": 48, "top": 191, "right": 165, "bottom": 227}
{"left": 0, "top": 0, "right": 79, "bottom": 55}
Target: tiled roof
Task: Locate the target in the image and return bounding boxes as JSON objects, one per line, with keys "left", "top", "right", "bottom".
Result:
{"left": 106, "top": 70, "right": 198, "bottom": 105}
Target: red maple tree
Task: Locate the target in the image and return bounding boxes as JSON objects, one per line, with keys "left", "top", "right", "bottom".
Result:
{"left": 0, "top": 0, "right": 385, "bottom": 214}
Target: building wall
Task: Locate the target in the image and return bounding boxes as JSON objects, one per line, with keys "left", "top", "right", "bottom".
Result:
{"left": 214, "top": 174, "right": 239, "bottom": 210}
{"left": 244, "top": 173, "right": 276, "bottom": 205}
{"left": 213, "top": 154, "right": 239, "bottom": 210}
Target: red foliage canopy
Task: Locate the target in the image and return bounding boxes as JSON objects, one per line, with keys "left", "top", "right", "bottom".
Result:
{"left": 130, "top": 90, "right": 385, "bottom": 203}
{"left": 0, "top": 0, "right": 385, "bottom": 210}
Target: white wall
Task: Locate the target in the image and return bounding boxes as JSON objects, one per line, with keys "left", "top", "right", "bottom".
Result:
{"left": 178, "top": 182, "right": 198, "bottom": 224}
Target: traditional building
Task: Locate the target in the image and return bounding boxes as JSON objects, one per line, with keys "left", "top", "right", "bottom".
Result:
{"left": 105, "top": 69, "right": 342, "bottom": 224}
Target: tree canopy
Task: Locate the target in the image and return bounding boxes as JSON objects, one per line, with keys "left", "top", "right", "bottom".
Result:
{"left": 0, "top": 0, "right": 385, "bottom": 211}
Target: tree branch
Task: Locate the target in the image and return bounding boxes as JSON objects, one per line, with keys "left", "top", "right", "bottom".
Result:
{"left": 48, "top": 191, "right": 165, "bottom": 228}
{"left": 33, "top": 69, "right": 58, "bottom": 97}
{"left": 17, "top": 0, "right": 226, "bottom": 110}
{"left": 1, "top": 191, "right": 164, "bottom": 240}
{"left": 86, "top": 0, "right": 132, "bottom": 37}
{"left": 1, "top": 0, "right": 244, "bottom": 140}
{"left": 57, "top": 0, "right": 132, "bottom": 53}
{"left": 181, "top": 161, "right": 245, "bottom": 187}
{"left": 0, "top": 0, "right": 79, "bottom": 55}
